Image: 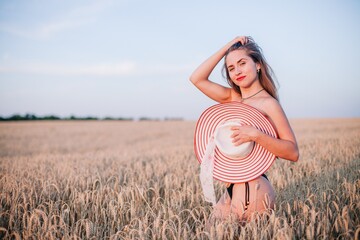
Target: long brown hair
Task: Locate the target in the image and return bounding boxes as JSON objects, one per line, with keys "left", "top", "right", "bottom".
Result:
{"left": 222, "top": 37, "right": 279, "bottom": 100}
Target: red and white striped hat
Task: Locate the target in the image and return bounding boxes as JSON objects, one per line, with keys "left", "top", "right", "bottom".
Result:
{"left": 194, "top": 101, "right": 277, "bottom": 183}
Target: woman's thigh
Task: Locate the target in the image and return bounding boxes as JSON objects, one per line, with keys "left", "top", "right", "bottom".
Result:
{"left": 212, "top": 192, "right": 232, "bottom": 220}
{"left": 230, "top": 176, "right": 275, "bottom": 219}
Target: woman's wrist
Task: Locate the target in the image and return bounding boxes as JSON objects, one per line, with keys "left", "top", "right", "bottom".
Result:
{"left": 252, "top": 129, "right": 264, "bottom": 142}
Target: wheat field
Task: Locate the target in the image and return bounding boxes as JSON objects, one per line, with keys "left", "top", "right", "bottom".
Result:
{"left": 0, "top": 119, "right": 359, "bottom": 239}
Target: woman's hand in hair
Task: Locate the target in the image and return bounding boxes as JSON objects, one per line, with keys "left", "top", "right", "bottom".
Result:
{"left": 231, "top": 36, "right": 248, "bottom": 46}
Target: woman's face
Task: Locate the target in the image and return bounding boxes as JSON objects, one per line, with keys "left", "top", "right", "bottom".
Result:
{"left": 225, "top": 49, "right": 260, "bottom": 89}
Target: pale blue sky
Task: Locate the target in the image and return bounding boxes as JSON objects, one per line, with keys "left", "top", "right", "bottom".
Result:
{"left": 0, "top": 0, "right": 359, "bottom": 120}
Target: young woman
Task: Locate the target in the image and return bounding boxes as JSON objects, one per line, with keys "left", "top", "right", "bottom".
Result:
{"left": 190, "top": 36, "right": 299, "bottom": 221}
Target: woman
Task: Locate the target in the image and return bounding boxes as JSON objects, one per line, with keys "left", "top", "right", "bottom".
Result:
{"left": 189, "top": 36, "right": 299, "bottom": 221}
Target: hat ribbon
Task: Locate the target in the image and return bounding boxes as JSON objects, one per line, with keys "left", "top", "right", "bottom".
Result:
{"left": 199, "top": 134, "right": 217, "bottom": 205}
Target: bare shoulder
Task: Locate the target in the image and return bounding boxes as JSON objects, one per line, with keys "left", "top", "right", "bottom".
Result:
{"left": 248, "top": 95, "right": 283, "bottom": 118}
{"left": 260, "top": 95, "right": 297, "bottom": 146}
{"left": 262, "top": 96, "right": 285, "bottom": 117}
{"left": 255, "top": 96, "right": 290, "bottom": 132}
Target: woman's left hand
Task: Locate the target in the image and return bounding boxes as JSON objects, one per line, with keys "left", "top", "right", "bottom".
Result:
{"left": 231, "top": 125, "right": 261, "bottom": 146}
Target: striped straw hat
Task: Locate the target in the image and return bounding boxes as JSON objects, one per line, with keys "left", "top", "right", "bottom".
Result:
{"left": 194, "top": 101, "right": 277, "bottom": 183}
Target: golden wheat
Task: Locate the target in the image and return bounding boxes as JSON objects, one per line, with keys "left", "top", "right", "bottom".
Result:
{"left": 0, "top": 119, "right": 359, "bottom": 239}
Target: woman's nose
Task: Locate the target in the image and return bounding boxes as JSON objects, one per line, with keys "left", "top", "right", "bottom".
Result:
{"left": 235, "top": 67, "right": 241, "bottom": 75}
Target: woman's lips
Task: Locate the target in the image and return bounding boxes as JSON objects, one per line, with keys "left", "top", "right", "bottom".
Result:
{"left": 236, "top": 76, "right": 246, "bottom": 81}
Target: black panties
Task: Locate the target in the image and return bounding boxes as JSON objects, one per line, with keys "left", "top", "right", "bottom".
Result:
{"left": 226, "top": 174, "right": 269, "bottom": 210}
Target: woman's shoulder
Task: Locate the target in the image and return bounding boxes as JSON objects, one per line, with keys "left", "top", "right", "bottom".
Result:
{"left": 259, "top": 96, "right": 289, "bottom": 128}
{"left": 262, "top": 95, "right": 284, "bottom": 114}
{"left": 263, "top": 95, "right": 281, "bottom": 109}
{"left": 249, "top": 94, "right": 284, "bottom": 120}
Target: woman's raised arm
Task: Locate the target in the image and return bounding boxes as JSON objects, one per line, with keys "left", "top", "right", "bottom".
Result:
{"left": 189, "top": 36, "right": 247, "bottom": 103}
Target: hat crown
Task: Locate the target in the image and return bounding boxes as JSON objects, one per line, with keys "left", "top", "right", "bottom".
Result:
{"left": 214, "top": 121, "right": 254, "bottom": 159}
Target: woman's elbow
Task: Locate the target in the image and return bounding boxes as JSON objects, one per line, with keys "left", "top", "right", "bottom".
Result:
{"left": 189, "top": 74, "right": 198, "bottom": 85}
{"left": 290, "top": 148, "right": 300, "bottom": 162}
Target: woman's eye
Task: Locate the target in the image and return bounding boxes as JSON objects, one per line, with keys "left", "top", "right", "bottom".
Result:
{"left": 240, "top": 62, "right": 245, "bottom": 65}
{"left": 229, "top": 68, "right": 234, "bottom": 72}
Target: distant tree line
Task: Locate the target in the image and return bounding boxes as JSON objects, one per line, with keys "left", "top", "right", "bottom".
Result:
{"left": 0, "top": 113, "right": 183, "bottom": 121}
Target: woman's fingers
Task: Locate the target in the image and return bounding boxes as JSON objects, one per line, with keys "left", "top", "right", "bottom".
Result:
{"left": 232, "top": 36, "right": 247, "bottom": 46}
{"left": 237, "top": 36, "right": 248, "bottom": 45}
{"left": 231, "top": 126, "right": 252, "bottom": 145}
{"left": 231, "top": 130, "right": 244, "bottom": 144}
{"left": 231, "top": 131, "right": 236, "bottom": 138}
{"left": 240, "top": 36, "right": 247, "bottom": 45}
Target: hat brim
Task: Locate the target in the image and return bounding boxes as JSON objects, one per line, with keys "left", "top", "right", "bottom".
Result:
{"left": 194, "top": 101, "right": 277, "bottom": 183}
